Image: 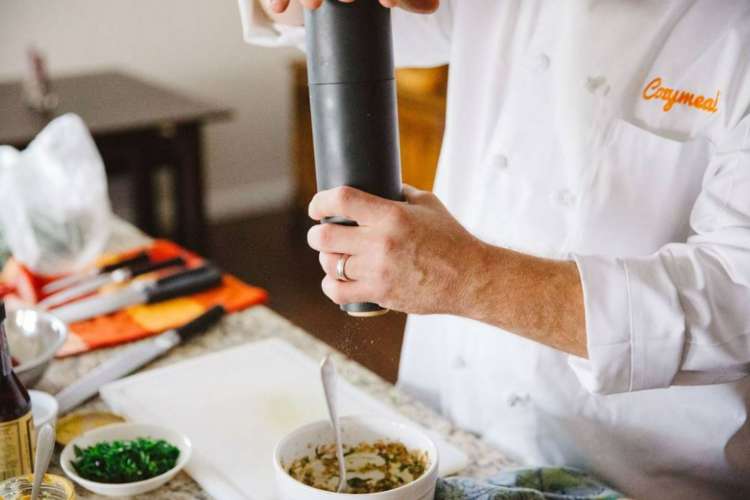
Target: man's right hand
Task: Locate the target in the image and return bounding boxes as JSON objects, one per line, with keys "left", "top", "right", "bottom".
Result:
{"left": 264, "top": 0, "right": 439, "bottom": 25}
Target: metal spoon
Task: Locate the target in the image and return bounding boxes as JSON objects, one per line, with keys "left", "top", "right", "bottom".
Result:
{"left": 31, "top": 424, "right": 55, "bottom": 500}
{"left": 320, "top": 355, "right": 346, "bottom": 493}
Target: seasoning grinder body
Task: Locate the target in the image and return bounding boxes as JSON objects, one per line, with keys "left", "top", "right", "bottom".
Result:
{"left": 305, "top": 0, "right": 403, "bottom": 317}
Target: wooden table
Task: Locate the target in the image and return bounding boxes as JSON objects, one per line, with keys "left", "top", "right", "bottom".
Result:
{"left": 0, "top": 70, "right": 230, "bottom": 254}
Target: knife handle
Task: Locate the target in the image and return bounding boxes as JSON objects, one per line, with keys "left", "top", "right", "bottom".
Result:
{"left": 101, "top": 251, "right": 150, "bottom": 273}
{"left": 176, "top": 305, "right": 226, "bottom": 342}
{"left": 130, "top": 256, "right": 186, "bottom": 277}
{"left": 146, "top": 265, "right": 223, "bottom": 303}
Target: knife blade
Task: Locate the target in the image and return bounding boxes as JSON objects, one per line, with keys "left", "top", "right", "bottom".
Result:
{"left": 55, "top": 304, "right": 226, "bottom": 414}
{"left": 39, "top": 257, "right": 186, "bottom": 309}
{"left": 41, "top": 251, "right": 150, "bottom": 294}
{"left": 51, "top": 264, "right": 223, "bottom": 324}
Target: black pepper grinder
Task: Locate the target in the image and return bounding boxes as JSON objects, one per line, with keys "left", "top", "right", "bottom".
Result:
{"left": 305, "top": 0, "right": 403, "bottom": 317}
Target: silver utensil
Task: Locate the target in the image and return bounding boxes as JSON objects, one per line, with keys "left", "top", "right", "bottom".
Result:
{"left": 51, "top": 265, "right": 222, "bottom": 324}
{"left": 31, "top": 424, "right": 55, "bottom": 500}
{"left": 320, "top": 355, "right": 346, "bottom": 493}
{"left": 39, "top": 272, "right": 118, "bottom": 309}
{"left": 42, "top": 251, "right": 149, "bottom": 294}
{"left": 55, "top": 305, "right": 226, "bottom": 415}
{"left": 39, "top": 257, "right": 186, "bottom": 310}
{"left": 5, "top": 308, "right": 68, "bottom": 388}
{"left": 52, "top": 284, "right": 145, "bottom": 324}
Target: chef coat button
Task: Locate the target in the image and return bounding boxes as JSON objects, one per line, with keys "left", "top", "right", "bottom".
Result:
{"left": 555, "top": 189, "right": 577, "bottom": 207}
{"left": 452, "top": 356, "right": 467, "bottom": 369}
{"left": 490, "top": 153, "right": 509, "bottom": 170}
{"left": 532, "top": 53, "right": 551, "bottom": 72}
{"left": 507, "top": 393, "right": 531, "bottom": 407}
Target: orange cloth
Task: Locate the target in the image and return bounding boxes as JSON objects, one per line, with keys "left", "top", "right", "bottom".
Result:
{"left": 13, "top": 240, "right": 267, "bottom": 357}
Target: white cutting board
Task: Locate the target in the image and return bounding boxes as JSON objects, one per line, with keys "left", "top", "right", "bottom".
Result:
{"left": 100, "top": 338, "right": 468, "bottom": 500}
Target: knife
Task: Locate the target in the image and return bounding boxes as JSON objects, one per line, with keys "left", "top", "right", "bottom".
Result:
{"left": 42, "top": 251, "right": 150, "bottom": 294}
{"left": 55, "top": 304, "right": 226, "bottom": 414}
{"left": 39, "top": 257, "right": 186, "bottom": 309}
{"left": 51, "top": 264, "right": 223, "bottom": 324}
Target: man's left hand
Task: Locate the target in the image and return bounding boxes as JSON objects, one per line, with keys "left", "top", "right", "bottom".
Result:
{"left": 307, "top": 185, "right": 485, "bottom": 314}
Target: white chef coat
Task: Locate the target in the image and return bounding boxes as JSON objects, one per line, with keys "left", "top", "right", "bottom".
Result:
{"left": 239, "top": 1, "right": 750, "bottom": 498}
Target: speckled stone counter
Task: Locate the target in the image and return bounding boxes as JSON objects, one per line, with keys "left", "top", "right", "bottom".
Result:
{"left": 38, "top": 219, "right": 513, "bottom": 499}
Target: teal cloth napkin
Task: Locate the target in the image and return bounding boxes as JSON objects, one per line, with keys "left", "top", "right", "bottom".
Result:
{"left": 436, "top": 467, "right": 625, "bottom": 499}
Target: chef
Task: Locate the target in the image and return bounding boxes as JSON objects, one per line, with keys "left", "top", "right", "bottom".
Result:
{"left": 239, "top": 1, "right": 750, "bottom": 497}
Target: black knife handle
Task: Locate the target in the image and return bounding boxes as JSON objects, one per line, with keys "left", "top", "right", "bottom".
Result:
{"left": 131, "top": 257, "right": 186, "bottom": 277}
{"left": 175, "top": 305, "right": 227, "bottom": 342}
{"left": 146, "top": 265, "right": 223, "bottom": 303}
{"left": 100, "top": 251, "right": 149, "bottom": 273}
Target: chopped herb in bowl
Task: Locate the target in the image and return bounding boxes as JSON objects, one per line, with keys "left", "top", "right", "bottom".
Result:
{"left": 71, "top": 438, "right": 180, "bottom": 484}
{"left": 287, "top": 440, "right": 428, "bottom": 493}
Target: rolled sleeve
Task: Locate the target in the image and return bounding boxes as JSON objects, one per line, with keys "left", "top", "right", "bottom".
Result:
{"left": 569, "top": 116, "right": 750, "bottom": 395}
{"left": 570, "top": 254, "right": 686, "bottom": 395}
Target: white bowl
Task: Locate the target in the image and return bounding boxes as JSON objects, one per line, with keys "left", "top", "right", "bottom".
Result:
{"left": 29, "top": 390, "right": 59, "bottom": 429}
{"left": 274, "top": 415, "right": 439, "bottom": 500}
{"left": 60, "top": 423, "right": 192, "bottom": 497}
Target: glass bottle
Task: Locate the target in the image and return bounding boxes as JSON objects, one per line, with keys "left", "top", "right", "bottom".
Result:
{"left": 0, "top": 302, "right": 35, "bottom": 480}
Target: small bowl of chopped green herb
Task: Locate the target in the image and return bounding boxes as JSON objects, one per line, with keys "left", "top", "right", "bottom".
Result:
{"left": 274, "top": 415, "right": 439, "bottom": 499}
{"left": 60, "top": 423, "right": 192, "bottom": 497}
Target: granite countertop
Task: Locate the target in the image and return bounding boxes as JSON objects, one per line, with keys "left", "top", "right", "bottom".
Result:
{"left": 38, "top": 219, "right": 513, "bottom": 499}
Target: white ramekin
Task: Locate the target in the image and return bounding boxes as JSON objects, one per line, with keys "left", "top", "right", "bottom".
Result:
{"left": 60, "top": 423, "right": 192, "bottom": 497}
{"left": 274, "top": 415, "right": 439, "bottom": 500}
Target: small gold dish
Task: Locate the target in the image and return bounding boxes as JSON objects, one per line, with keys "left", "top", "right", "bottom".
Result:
{"left": 55, "top": 411, "right": 125, "bottom": 446}
{"left": 0, "top": 473, "right": 76, "bottom": 500}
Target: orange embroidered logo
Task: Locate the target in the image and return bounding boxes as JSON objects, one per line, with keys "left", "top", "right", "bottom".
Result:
{"left": 642, "top": 77, "right": 719, "bottom": 114}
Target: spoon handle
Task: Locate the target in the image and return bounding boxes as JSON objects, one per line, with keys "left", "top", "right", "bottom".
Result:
{"left": 31, "top": 424, "right": 55, "bottom": 500}
{"left": 320, "top": 355, "right": 347, "bottom": 493}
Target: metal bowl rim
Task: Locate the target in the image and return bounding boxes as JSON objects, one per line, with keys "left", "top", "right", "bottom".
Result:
{"left": 10, "top": 308, "right": 68, "bottom": 373}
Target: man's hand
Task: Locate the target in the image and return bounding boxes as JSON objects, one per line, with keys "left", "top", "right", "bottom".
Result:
{"left": 260, "top": 0, "right": 439, "bottom": 26}
{"left": 308, "top": 185, "right": 588, "bottom": 358}
{"left": 268, "top": 0, "right": 439, "bottom": 15}
{"left": 308, "top": 185, "right": 483, "bottom": 315}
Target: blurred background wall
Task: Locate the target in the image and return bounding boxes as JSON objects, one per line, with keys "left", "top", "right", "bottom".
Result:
{"left": 0, "top": 0, "right": 300, "bottom": 221}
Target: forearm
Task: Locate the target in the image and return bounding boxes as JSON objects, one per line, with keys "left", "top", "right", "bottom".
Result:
{"left": 307, "top": 185, "right": 586, "bottom": 356}
{"left": 458, "top": 243, "right": 588, "bottom": 358}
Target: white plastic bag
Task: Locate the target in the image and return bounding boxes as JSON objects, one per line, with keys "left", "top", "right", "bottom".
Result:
{"left": 0, "top": 113, "right": 112, "bottom": 275}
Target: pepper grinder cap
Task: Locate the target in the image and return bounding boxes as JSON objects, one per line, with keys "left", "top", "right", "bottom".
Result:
{"left": 305, "top": 0, "right": 395, "bottom": 85}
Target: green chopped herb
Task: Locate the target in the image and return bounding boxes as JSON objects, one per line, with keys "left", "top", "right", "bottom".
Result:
{"left": 287, "top": 440, "right": 427, "bottom": 493}
{"left": 347, "top": 477, "right": 370, "bottom": 489}
{"left": 71, "top": 438, "right": 180, "bottom": 484}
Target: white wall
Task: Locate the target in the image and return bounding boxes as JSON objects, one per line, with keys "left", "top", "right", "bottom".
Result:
{"left": 0, "top": 0, "right": 301, "bottom": 220}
